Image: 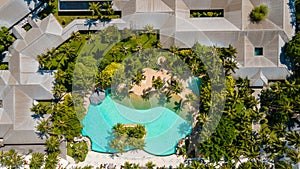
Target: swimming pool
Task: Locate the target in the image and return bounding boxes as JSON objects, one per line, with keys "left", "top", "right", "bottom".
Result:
{"left": 82, "top": 95, "right": 192, "bottom": 156}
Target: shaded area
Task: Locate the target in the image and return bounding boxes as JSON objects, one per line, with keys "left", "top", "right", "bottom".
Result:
{"left": 89, "top": 89, "right": 106, "bottom": 105}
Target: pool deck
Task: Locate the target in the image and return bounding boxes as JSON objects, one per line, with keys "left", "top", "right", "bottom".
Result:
{"left": 67, "top": 150, "right": 185, "bottom": 168}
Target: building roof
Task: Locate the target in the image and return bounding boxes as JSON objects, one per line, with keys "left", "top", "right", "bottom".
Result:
{"left": 0, "top": 0, "right": 30, "bottom": 28}
{"left": 233, "top": 67, "right": 291, "bottom": 86}
{"left": 0, "top": 15, "right": 65, "bottom": 144}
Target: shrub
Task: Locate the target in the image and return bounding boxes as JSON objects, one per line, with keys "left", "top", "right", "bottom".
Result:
{"left": 67, "top": 141, "right": 88, "bottom": 163}
{"left": 249, "top": 5, "right": 269, "bottom": 23}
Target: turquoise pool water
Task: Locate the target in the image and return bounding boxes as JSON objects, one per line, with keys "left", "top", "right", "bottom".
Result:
{"left": 82, "top": 95, "right": 192, "bottom": 156}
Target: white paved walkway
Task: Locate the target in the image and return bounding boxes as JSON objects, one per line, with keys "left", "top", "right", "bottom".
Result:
{"left": 67, "top": 150, "right": 185, "bottom": 168}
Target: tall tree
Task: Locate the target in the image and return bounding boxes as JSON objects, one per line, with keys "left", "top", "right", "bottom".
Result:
{"left": 44, "top": 153, "right": 58, "bottom": 169}
{"left": 285, "top": 32, "right": 300, "bottom": 78}
{"left": 29, "top": 152, "right": 44, "bottom": 169}
{"left": 45, "top": 136, "right": 61, "bottom": 154}
{"left": 0, "top": 27, "right": 14, "bottom": 54}
{"left": 3, "top": 149, "right": 24, "bottom": 169}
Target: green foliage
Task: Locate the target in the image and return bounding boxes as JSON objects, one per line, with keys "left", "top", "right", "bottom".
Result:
{"left": 112, "top": 123, "right": 146, "bottom": 139}
{"left": 22, "top": 23, "right": 32, "bottom": 31}
{"left": 51, "top": 95, "right": 82, "bottom": 140}
{"left": 101, "top": 25, "right": 120, "bottom": 44}
{"left": 296, "top": 0, "right": 300, "bottom": 25}
{"left": 73, "top": 55, "right": 98, "bottom": 92}
{"left": 188, "top": 75, "right": 262, "bottom": 163}
{"left": 275, "top": 161, "right": 293, "bottom": 169}
{"left": 37, "top": 33, "right": 87, "bottom": 99}
{"left": 285, "top": 32, "right": 300, "bottom": 78}
{"left": 31, "top": 102, "right": 52, "bottom": 117}
{"left": 237, "top": 161, "right": 269, "bottom": 169}
{"left": 110, "top": 123, "right": 146, "bottom": 153}
{"left": 168, "top": 78, "right": 183, "bottom": 94}
{"left": 29, "top": 152, "right": 45, "bottom": 169}
{"left": 46, "top": 136, "right": 61, "bottom": 154}
{"left": 152, "top": 77, "right": 164, "bottom": 90}
{"left": 143, "top": 24, "right": 156, "bottom": 37}
{"left": 36, "top": 118, "right": 51, "bottom": 138}
{"left": 1, "top": 149, "right": 24, "bottom": 169}
{"left": 190, "top": 11, "right": 223, "bottom": 18}
{"left": 32, "top": 96, "right": 83, "bottom": 143}
{"left": 249, "top": 5, "right": 269, "bottom": 23}
{"left": 89, "top": 2, "right": 118, "bottom": 19}
{"left": 259, "top": 79, "right": 300, "bottom": 162}
{"left": 67, "top": 141, "right": 89, "bottom": 163}
{"left": 121, "top": 28, "right": 133, "bottom": 40}
{"left": 44, "top": 153, "right": 59, "bottom": 169}
{"left": 0, "top": 62, "right": 8, "bottom": 70}
{"left": 260, "top": 80, "right": 300, "bottom": 127}
{"left": 0, "top": 27, "right": 14, "bottom": 54}
{"left": 96, "top": 62, "right": 121, "bottom": 88}
{"left": 145, "top": 161, "right": 156, "bottom": 169}
{"left": 217, "top": 45, "right": 238, "bottom": 75}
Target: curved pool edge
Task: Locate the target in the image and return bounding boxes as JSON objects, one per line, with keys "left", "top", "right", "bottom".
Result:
{"left": 81, "top": 95, "right": 192, "bottom": 156}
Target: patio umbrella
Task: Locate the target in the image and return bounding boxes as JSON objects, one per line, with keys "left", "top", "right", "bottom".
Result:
{"left": 89, "top": 90, "right": 106, "bottom": 105}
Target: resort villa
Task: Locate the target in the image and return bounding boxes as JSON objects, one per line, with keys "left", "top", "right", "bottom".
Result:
{"left": 0, "top": 0, "right": 296, "bottom": 163}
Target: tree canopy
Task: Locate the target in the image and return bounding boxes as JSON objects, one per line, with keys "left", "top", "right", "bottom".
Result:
{"left": 249, "top": 5, "right": 269, "bottom": 23}
{"left": 0, "top": 27, "right": 14, "bottom": 54}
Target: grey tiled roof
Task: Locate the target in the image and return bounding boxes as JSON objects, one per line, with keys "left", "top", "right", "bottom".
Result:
{"left": 0, "top": 0, "right": 30, "bottom": 28}
{"left": 233, "top": 67, "right": 291, "bottom": 86}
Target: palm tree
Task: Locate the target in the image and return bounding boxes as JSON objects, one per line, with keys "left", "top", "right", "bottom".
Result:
{"left": 168, "top": 78, "right": 183, "bottom": 95}
{"left": 112, "top": 123, "right": 125, "bottom": 135}
{"left": 189, "top": 161, "right": 205, "bottom": 169}
{"left": 29, "top": 152, "right": 44, "bottom": 169}
{"left": 271, "top": 123, "right": 286, "bottom": 138}
{"left": 89, "top": 2, "right": 101, "bottom": 17}
{"left": 141, "top": 89, "right": 151, "bottom": 101}
{"left": 124, "top": 162, "right": 132, "bottom": 169}
{"left": 119, "top": 45, "right": 130, "bottom": 55}
{"left": 275, "top": 161, "right": 293, "bottom": 169}
{"left": 36, "top": 118, "right": 51, "bottom": 138}
{"left": 45, "top": 136, "right": 61, "bottom": 154}
{"left": 174, "top": 99, "right": 183, "bottom": 113}
{"left": 169, "top": 45, "right": 179, "bottom": 56}
{"left": 132, "top": 71, "right": 144, "bottom": 86}
{"left": 145, "top": 161, "right": 156, "bottom": 169}
{"left": 71, "top": 31, "right": 81, "bottom": 41}
{"left": 3, "top": 149, "right": 24, "bottom": 169}
{"left": 53, "top": 84, "right": 67, "bottom": 100}
{"left": 177, "top": 163, "right": 186, "bottom": 169}
{"left": 143, "top": 24, "right": 155, "bottom": 38}
{"left": 0, "top": 150, "right": 4, "bottom": 166}
{"left": 72, "top": 142, "right": 88, "bottom": 162}
{"left": 30, "top": 103, "right": 50, "bottom": 117}
{"left": 287, "top": 149, "right": 300, "bottom": 164}
{"left": 102, "top": 1, "right": 114, "bottom": 16}
{"left": 109, "top": 136, "right": 126, "bottom": 153}
{"left": 132, "top": 163, "right": 141, "bottom": 169}
{"left": 197, "top": 113, "right": 211, "bottom": 126}
{"left": 152, "top": 77, "right": 164, "bottom": 90}
{"left": 60, "top": 43, "right": 77, "bottom": 62}
{"left": 44, "top": 153, "right": 58, "bottom": 169}
{"left": 164, "top": 90, "right": 172, "bottom": 103}
{"left": 54, "top": 69, "right": 67, "bottom": 85}
{"left": 184, "top": 93, "right": 197, "bottom": 107}
{"left": 286, "top": 131, "right": 300, "bottom": 148}
{"left": 134, "top": 43, "right": 143, "bottom": 56}
{"left": 129, "top": 138, "right": 145, "bottom": 150}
